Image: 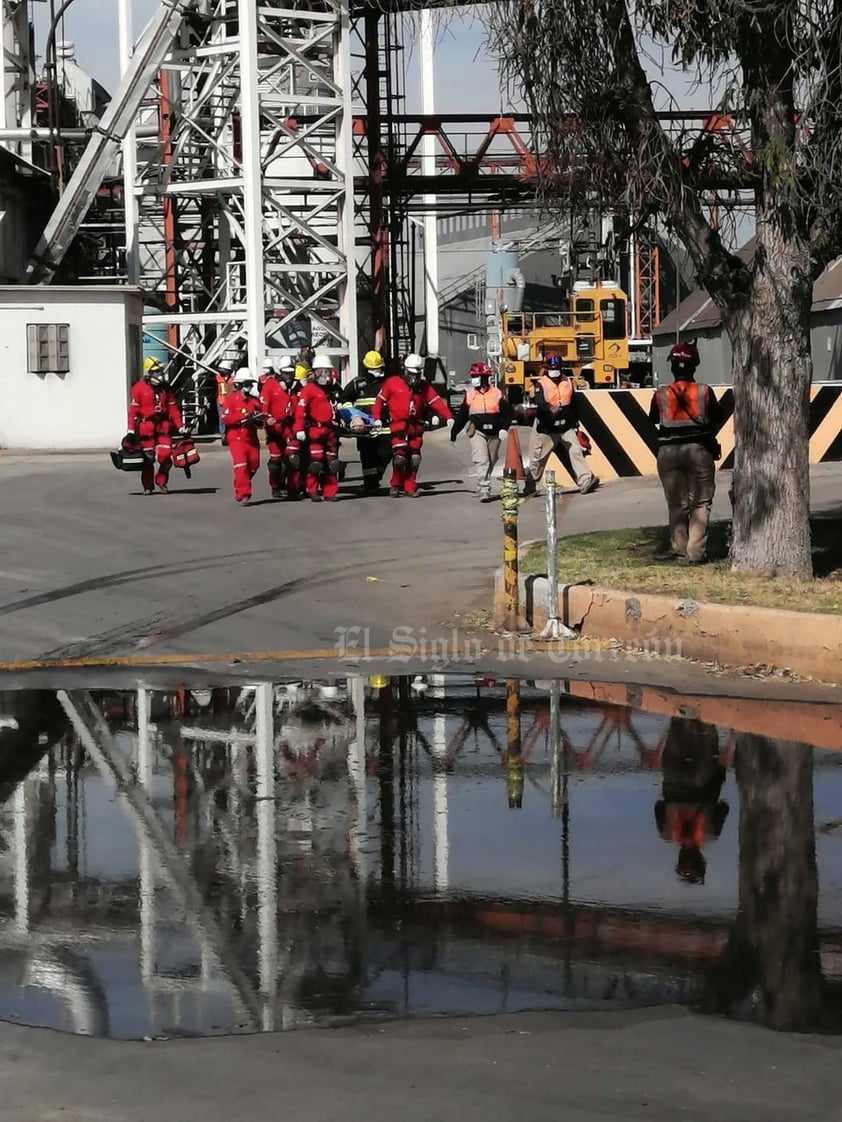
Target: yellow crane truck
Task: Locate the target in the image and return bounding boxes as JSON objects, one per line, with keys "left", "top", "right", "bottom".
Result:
{"left": 498, "top": 282, "right": 629, "bottom": 403}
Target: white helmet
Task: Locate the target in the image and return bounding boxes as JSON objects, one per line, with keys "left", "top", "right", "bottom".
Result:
{"left": 262, "top": 357, "right": 277, "bottom": 375}
{"left": 277, "top": 355, "right": 294, "bottom": 373}
{"left": 234, "top": 366, "right": 256, "bottom": 386}
{"left": 312, "top": 354, "right": 334, "bottom": 371}
{"left": 404, "top": 353, "right": 424, "bottom": 373}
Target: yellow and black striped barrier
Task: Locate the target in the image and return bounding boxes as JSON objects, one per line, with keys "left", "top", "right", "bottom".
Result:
{"left": 540, "top": 383, "right": 842, "bottom": 485}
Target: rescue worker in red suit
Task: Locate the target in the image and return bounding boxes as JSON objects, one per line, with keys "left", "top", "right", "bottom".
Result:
{"left": 371, "top": 353, "right": 453, "bottom": 497}
{"left": 294, "top": 355, "right": 340, "bottom": 502}
{"left": 649, "top": 341, "right": 724, "bottom": 564}
{"left": 128, "top": 357, "right": 184, "bottom": 495}
{"left": 259, "top": 357, "right": 293, "bottom": 499}
{"left": 222, "top": 367, "right": 263, "bottom": 504}
{"left": 655, "top": 715, "right": 729, "bottom": 885}
{"left": 285, "top": 363, "right": 310, "bottom": 500}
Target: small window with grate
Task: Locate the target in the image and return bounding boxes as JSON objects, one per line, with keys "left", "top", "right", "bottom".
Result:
{"left": 27, "top": 324, "right": 70, "bottom": 373}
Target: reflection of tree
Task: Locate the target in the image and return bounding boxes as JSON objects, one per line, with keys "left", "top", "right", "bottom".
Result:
{"left": 706, "top": 734, "right": 822, "bottom": 1031}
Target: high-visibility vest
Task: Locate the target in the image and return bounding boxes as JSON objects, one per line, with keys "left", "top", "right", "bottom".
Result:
{"left": 656, "top": 380, "right": 709, "bottom": 427}
{"left": 662, "top": 805, "right": 707, "bottom": 849}
{"left": 216, "top": 373, "right": 233, "bottom": 398}
{"left": 466, "top": 386, "right": 502, "bottom": 414}
{"left": 536, "top": 375, "right": 573, "bottom": 411}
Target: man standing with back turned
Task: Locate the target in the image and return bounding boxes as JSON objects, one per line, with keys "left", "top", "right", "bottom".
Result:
{"left": 649, "top": 341, "right": 723, "bottom": 564}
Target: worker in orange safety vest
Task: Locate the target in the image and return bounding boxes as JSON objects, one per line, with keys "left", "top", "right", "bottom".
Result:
{"left": 649, "top": 341, "right": 724, "bottom": 564}
{"left": 523, "top": 352, "right": 599, "bottom": 497}
{"left": 450, "top": 361, "right": 513, "bottom": 501}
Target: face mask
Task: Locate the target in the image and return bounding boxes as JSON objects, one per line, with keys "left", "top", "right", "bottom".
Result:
{"left": 470, "top": 377, "right": 482, "bottom": 388}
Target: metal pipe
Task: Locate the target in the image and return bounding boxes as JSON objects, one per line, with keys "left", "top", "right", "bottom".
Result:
{"left": 238, "top": 0, "right": 265, "bottom": 377}
{"left": 420, "top": 7, "right": 439, "bottom": 358}
{"left": 118, "top": 0, "right": 140, "bottom": 285}
{"left": 0, "top": 126, "right": 157, "bottom": 141}
{"left": 539, "top": 471, "right": 577, "bottom": 640}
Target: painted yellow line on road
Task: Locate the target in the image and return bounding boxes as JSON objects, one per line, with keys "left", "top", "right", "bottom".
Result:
{"left": 0, "top": 637, "right": 619, "bottom": 673}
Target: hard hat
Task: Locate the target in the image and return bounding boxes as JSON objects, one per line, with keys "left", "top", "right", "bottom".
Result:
{"left": 234, "top": 366, "right": 255, "bottom": 385}
{"left": 263, "top": 357, "right": 277, "bottom": 374}
{"left": 544, "top": 352, "right": 561, "bottom": 369}
{"left": 143, "top": 356, "right": 163, "bottom": 374}
{"left": 312, "top": 354, "right": 334, "bottom": 371}
{"left": 668, "top": 341, "right": 700, "bottom": 365}
{"left": 404, "top": 353, "right": 424, "bottom": 373}
{"left": 469, "top": 361, "right": 491, "bottom": 378}
{"left": 277, "top": 355, "right": 294, "bottom": 373}
{"left": 294, "top": 363, "right": 311, "bottom": 381}
{"left": 369, "top": 675, "right": 389, "bottom": 690}
{"left": 363, "top": 350, "right": 384, "bottom": 371}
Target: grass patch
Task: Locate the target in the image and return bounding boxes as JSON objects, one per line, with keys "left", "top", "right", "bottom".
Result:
{"left": 521, "top": 514, "right": 842, "bottom": 615}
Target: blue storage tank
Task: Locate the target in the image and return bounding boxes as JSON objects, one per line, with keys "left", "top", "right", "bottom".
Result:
{"left": 142, "top": 306, "right": 169, "bottom": 369}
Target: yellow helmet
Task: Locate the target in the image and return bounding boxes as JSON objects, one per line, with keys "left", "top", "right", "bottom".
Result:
{"left": 143, "top": 356, "right": 163, "bottom": 374}
{"left": 369, "top": 675, "right": 389, "bottom": 690}
{"left": 363, "top": 350, "right": 384, "bottom": 372}
{"left": 294, "top": 363, "right": 311, "bottom": 381}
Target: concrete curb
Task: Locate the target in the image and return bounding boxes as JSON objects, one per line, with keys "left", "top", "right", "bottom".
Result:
{"left": 493, "top": 568, "right": 842, "bottom": 684}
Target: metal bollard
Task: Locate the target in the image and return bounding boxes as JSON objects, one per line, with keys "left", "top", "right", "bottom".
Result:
{"left": 500, "top": 467, "right": 521, "bottom": 632}
{"left": 540, "top": 471, "right": 577, "bottom": 641}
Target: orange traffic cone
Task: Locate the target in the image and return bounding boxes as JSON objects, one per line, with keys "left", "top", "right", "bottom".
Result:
{"left": 504, "top": 426, "right": 525, "bottom": 481}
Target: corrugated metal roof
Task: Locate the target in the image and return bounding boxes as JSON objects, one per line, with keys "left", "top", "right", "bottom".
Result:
{"left": 653, "top": 239, "right": 756, "bottom": 337}
{"left": 654, "top": 240, "right": 842, "bottom": 335}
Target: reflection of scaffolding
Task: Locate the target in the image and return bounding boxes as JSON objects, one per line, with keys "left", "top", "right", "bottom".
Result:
{"left": 2, "top": 676, "right": 823, "bottom": 1041}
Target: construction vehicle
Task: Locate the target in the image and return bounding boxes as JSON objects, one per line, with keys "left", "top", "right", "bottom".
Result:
{"left": 498, "top": 281, "right": 630, "bottom": 403}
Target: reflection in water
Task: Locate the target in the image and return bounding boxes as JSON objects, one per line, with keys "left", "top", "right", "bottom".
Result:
{"left": 655, "top": 716, "right": 729, "bottom": 886}
{"left": 0, "top": 680, "right": 839, "bottom": 1038}
{"left": 707, "top": 734, "right": 823, "bottom": 1031}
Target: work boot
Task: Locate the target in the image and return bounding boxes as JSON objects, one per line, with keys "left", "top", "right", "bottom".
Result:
{"left": 389, "top": 486, "right": 400, "bottom": 498}
{"left": 324, "top": 495, "right": 337, "bottom": 502}
{"left": 310, "top": 494, "right": 323, "bottom": 503}
{"left": 521, "top": 476, "right": 537, "bottom": 498}
{"left": 143, "top": 488, "right": 153, "bottom": 496}
{"left": 271, "top": 488, "right": 284, "bottom": 499}
{"left": 157, "top": 483, "right": 169, "bottom": 494}
{"left": 579, "top": 475, "right": 600, "bottom": 495}
{"left": 236, "top": 495, "right": 250, "bottom": 505}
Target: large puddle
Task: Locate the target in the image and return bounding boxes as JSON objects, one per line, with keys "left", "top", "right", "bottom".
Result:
{"left": 0, "top": 677, "right": 840, "bottom": 1039}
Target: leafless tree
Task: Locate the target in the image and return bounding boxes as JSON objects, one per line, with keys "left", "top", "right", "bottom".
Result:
{"left": 486, "top": 0, "right": 842, "bottom": 576}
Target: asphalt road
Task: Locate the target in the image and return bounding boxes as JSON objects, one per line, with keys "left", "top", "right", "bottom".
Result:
{"left": 2, "top": 1008, "right": 841, "bottom": 1122}
{"left": 0, "top": 439, "right": 840, "bottom": 685}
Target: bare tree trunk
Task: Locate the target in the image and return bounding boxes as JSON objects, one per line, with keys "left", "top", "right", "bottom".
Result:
{"left": 707, "top": 733, "right": 822, "bottom": 1031}
{"left": 726, "top": 227, "right": 812, "bottom": 577}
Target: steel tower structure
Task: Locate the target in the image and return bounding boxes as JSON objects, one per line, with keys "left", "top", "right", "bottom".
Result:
{"left": 27, "top": 0, "right": 359, "bottom": 415}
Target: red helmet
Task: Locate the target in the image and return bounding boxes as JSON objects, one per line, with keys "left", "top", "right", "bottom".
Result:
{"left": 469, "top": 362, "right": 491, "bottom": 378}
{"left": 544, "top": 351, "right": 561, "bottom": 369}
{"left": 668, "top": 341, "right": 699, "bottom": 366}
